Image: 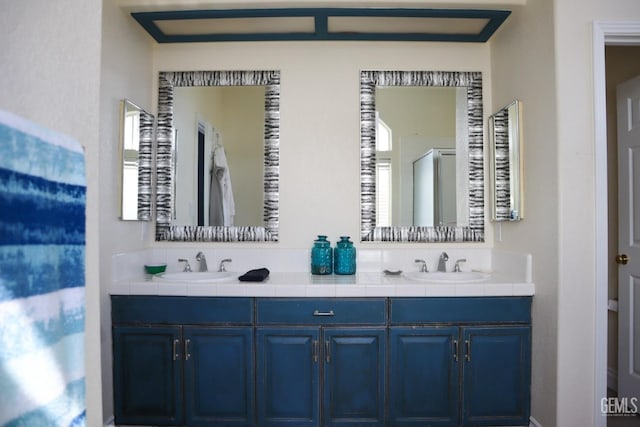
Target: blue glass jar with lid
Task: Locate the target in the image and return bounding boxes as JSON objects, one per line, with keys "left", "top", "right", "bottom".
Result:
{"left": 334, "top": 236, "right": 356, "bottom": 275}
{"left": 311, "top": 235, "right": 333, "bottom": 275}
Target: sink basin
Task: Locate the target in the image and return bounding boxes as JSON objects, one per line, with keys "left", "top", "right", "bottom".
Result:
{"left": 153, "top": 271, "right": 236, "bottom": 283}
{"left": 403, "top": 271, "right": 490, "bottom": 283}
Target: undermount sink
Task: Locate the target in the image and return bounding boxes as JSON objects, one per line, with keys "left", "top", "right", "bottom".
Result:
{"left": 153, "top": 271, "right": 237, "bottom": 283}
{"left": 403, "top": 271, "right": 491, "bottom": 283}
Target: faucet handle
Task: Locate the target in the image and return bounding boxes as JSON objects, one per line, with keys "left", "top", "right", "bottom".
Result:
{"left": 218, "top": 258, "right": 232, "bottom": 272}
{"left": 414, "top": 259, "right": 428, "bottom": 272}
{"left": 454, "top": 259, "right": 467, "bottom": 272}
{"left": 178, "top": 258, "right": 192, "bottom": 272}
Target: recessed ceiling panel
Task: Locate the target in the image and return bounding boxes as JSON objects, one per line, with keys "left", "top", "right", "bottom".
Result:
{"left": 328, "top": 16, "right": 489, "bottom": 35}
{"left": 132, "top": 8, "right": 511, "bottom": 43}
{"left": 157, "top": 16, "right": 316, "bottom": 35}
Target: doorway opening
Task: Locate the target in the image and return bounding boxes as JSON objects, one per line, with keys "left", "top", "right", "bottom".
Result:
{"left": 594, "top": 21, "right": 640, "bottom": 427}
{"left": 604, "top": 46, "right": 640, "bottom": 398}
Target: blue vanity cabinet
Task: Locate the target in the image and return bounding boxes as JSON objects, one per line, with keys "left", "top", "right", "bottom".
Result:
{"left": 388, "top": 326, "right": 460, "bottom": 426}
{"left": 183, "top": 326, "right": 255, "bottom": 426}
{"left": 113, "top": 325, "right": 184, "bottom": 426}
{"left": 322, "top": 327, "right": 386, "bottom": 427}
{"left": 111, "top": 296, "right": 254, "bottom": 427}
{"left": 256, "top": 298, "right": 387, "bottom": 427}
{"left": 256, "top": 327, "right": 321, "bottom": 427}
{"left": 389, "top": 297, "right": 532, "bottom": 427}
{"left": 461, "top": 326, "right": 531, "bottom": 426}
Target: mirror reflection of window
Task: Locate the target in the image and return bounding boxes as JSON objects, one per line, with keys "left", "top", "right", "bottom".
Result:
{"left": 376, "top": 112, "right": 392, "bottom": 151}
{"left": 121, "top": 100, "right": 141, "bottom": 221}
{"left": 124, "top": 110, "right": 140, "bottom": 151}
{"left": 376, "top": 161, "right": 392, "bottom": 227}
{"left": 376, "top": 113, "right": 393, "bottom": 226}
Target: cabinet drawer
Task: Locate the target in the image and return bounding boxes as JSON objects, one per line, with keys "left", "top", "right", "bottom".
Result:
{"left": 256, "top": 298, "right": 386, "bottom": 325}
{"left": 111, "top": 296, "right": 253, "bottom": 325}
{"left": 390, "top": 297, "right": 531, "bottom": 324}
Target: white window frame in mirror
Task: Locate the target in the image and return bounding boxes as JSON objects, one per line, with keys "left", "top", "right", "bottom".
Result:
{"left": 360, "top": 70, "right": 485, "bottom": 242}
{"left": 119, "top": 99, "right": 153, "bottom": 221}
{"left": 155, "top": 70, "right": 280, "bottom": 241}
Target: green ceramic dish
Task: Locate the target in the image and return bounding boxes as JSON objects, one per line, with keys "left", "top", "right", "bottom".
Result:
{"left": 144, "top": 264, "right": 167, "bottom": 275}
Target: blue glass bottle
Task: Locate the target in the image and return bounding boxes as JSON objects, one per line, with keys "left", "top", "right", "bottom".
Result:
{"left": 311, "top": 235, "right": 332, "bottom": 275}
{"left": 334, "top": 236, "right": 356, "bottom": 275}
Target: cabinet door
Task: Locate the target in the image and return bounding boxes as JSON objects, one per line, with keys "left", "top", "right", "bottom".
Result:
{"left": 113, "top": 325, "right": 183, "bottom": 426}
{"left": 462, "top": 326, "right": 531, "bottom": 426}
{"left": 388, "top": 327, "right": 459, "bottom": 427}
{"left": 323, "top": 328, "right": 386, "bottom": 427}
{"left": 256, "top": 327, "right": 321, "bottom": 427}
{"left": 184, "top": 327, "right": 254, "bottom": 427}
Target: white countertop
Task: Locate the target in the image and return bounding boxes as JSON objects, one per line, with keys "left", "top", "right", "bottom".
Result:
{"left": 110, "top": 271, "right": 535, "bottom": 297}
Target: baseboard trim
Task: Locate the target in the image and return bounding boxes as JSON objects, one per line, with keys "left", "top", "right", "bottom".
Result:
{"left": 530, "top": 415, "right": 543, "bottom": 427}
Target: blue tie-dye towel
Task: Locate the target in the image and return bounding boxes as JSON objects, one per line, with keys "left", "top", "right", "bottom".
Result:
{"left": 0, "top": 111, "right": 86, "bottom": 427}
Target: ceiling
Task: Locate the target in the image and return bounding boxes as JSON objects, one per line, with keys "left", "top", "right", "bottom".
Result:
{"left": 127, "top": 6, "right": 512, "bottom": 43}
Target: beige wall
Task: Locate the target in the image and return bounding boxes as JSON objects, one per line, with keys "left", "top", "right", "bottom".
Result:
{"left": 554, "top": 1, "right": 640, "bottom": 426}
{"left": 99, "top": 0, "right": 154, "bottom": 421}
{"left": 489, "top": 1, "right": 559, "bottom": 425}
{"left": 493, "top": 2, "right": 640, "bottom": 425}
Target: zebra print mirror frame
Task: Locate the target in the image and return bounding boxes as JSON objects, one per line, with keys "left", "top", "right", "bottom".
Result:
{"left": 360, "top": 70, "right": 485, "bottom": 242}
{"left": 155, "top": 70, "right": 280, "bottom": 241}
{"left": 137, "top": 108, "right": 153, "bottom": 221}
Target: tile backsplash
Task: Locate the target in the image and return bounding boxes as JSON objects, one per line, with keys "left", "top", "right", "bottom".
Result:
{"left": 112, "top": 247, "right": 511, "bottom": 283}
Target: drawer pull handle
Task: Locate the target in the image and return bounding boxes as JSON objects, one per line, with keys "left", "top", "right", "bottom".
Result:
{"left": 325, "top": 340, "right": 331, "bottom": 363}
{"left": 184, "top": 339, "right": 191, "bottom": 361}
{"left": 173, "top": 339, "right": 180, "bottom": 361}
{"left": 313, "top": 310, "right": 335, "bottom": 317}
{"left": 313, "top": 340, "right": 319, "bottom": 363}
{"left": 465, "top": 339, "right": 471, "bottom": 362}
{"left": 453, "top": 339, "right": 459, "bottom": 362}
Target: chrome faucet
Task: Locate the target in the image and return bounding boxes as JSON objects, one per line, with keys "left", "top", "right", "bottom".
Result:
{"left": 178, "top": 258, "right": 192, "bottom": 272}
{"left": 437, "top": 252, "right": 449, "bottom": 272}
{"left": 218, "top": 258, "right": 232, "bottom": 272}
{"left": 415, "top": 259, "right": 428, "bottom": 272}
{"left": 196, "top": 252, "right": 208, "bottom": 272}
{"left": 454, "top": 259, "right": 467, "bottom": 272}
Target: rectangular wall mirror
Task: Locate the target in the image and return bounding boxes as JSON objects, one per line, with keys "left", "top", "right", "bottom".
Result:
{"left": 360, "top": 70, "right": 485, "bottom": 242}
{"left": 489, "top": 100, "right": 524, "bottom": 222}
{"left": 155, "top": 70, "right": 280, "bottom": 241}
{"left": 119, "top": 99, "right": 153, "bottom": 221}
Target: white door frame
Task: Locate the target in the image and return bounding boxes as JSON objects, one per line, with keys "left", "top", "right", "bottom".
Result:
{"left": 593, "top": 21, "right": 640, "bottom": 427}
